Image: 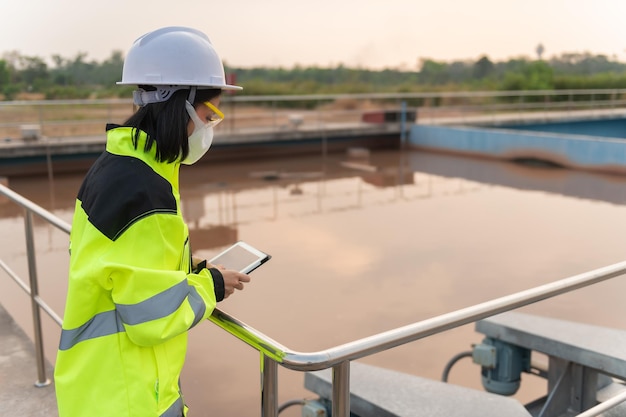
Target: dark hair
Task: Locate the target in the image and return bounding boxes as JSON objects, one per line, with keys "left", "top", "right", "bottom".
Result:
{"left": 124, "top": 87, "right": 222, "bottom": 163}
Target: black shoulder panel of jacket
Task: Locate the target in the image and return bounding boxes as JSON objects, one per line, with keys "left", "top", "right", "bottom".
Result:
{"left": 77, "top": 152, "right": 177, "bottom": 241}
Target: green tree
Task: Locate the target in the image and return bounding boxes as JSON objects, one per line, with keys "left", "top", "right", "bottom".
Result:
{"left": 501, "top": 60, "right": 554, "bottom": 91}
{"left": 418, "top": 59, "right": 449, "bottom": 84}
{"left": 18, "top": 55, "right": 49, "bottom": 90}
{"left": 92, "top": 50, "right": 124, "bottom": 85}
{"left": 0, "top": 59, "right": 10, "bottom": 88}
{"left": 473, "top": 56, "right": 495, "bottom": 80}
{"left": 0, "top": 59, "right": 15, "bottom": 99}
{"left": 523, "top": 61, "right": 554, "bottom": 89}
{"left": 447, "top": 61, "right": 473, "bottom": 84}
{"left": 2, "top": 47, "right": 626, "bottom": 101}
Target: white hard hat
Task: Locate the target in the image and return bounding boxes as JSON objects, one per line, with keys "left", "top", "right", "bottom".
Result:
{"left": 118, "top": 26, "right": 241, "bottom": 104}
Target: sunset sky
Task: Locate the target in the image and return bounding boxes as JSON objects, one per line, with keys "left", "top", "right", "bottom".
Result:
{"left": 1, "top": 0, "right": 625, "bottom": 69}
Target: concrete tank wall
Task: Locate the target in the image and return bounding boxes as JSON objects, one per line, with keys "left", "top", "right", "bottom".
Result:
{"left": 409, "top": 122, "right": 626, "bottom": 175}
{"left": 494, "top": 117, "right": 626, "bottom": 139}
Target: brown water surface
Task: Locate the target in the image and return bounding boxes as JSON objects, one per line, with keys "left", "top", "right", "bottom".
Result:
{"left": 2, "top": 149, "right": 626, "bottom": 416}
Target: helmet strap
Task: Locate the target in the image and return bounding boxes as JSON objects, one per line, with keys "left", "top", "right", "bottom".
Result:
{"left": 187, "top": 86, "right": 197, "bottom": 104}
{"left": 133, "top": 85, "right": 188, "bottom": 106}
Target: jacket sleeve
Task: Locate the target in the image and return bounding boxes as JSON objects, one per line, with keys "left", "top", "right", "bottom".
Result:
{"left": 98, "top": 211, "right": 217, "bottom": 347}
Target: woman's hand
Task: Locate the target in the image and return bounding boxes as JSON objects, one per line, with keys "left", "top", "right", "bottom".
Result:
{"left": 214, "top": 265, "right": 251, "bottom": 299}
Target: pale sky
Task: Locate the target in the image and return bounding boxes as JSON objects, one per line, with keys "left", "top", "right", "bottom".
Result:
{"left": 1, "top": 0, "right": 626, "bottom": 70}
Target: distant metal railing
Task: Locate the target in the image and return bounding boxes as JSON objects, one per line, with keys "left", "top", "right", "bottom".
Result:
{"left": 1, "top": 180, "right": 626, "bottom": 416}
{"left": 1, "top": 89, "right": 626, "bottom": 140}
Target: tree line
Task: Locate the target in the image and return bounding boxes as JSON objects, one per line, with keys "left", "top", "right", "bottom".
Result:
{"left": 0, "top": 50, "right": 625, "bottom": 101}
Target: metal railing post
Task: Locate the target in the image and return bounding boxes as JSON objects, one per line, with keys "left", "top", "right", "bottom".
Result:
{"left": 37, "top": 103, "right": 44, "bottom": 138}
{"left": 271, "top": 100, "right": 277, "bottom": 130}
{"left": 24, "top": 210, "right": 51, "bottom": 387}
{"left": 261, "top": 353, "right": 278, "bottom": 417}
{"left": 332, "top": 361, "right": 350, "bottom": 417}
{"left": 400, "top": 101, "right": 407, "bottom": 148}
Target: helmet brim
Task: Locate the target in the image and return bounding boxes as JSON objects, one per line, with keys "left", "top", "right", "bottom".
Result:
{"left": 117, "top": 81, "right": 242, "bottom": 91}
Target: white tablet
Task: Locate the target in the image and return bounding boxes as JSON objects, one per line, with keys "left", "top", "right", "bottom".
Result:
{"left": 209, "top": 241, "right": 271, "bottom": 274}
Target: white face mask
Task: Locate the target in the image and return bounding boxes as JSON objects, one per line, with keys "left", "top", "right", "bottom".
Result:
{"left": 182, "top": 101, "right": 215, "bottom": 165}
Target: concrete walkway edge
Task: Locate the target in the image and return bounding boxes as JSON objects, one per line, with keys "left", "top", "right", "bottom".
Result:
{"left": 0, "top": 303, "right": 58, "bottom": 416}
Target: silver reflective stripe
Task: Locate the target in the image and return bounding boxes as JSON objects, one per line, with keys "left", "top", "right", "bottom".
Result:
{"left": 188, "top": 286, "right": 206, "bottom": 328}
{"left": 161, "top": 396, "right": 184, "bottom": 417}
{"left": 116, "top": 279, "right": 204, "bottom": 325}
{"left": 59, "top": 310, "right": 124, "bottom": 351}
{"left": 59, "top": 280, "right": 206, "bottom": 351}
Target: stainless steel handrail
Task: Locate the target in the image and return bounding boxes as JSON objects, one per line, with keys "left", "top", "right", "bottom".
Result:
{"left": 212, "top": 260, "right": 626, "bottom": 371}
{"left": 0, "top": 183, "right": 71, "bottom": 234}
{"left": 0, "top": 182, "right": 70, "bottom": 387}
{"left": 208, "top": 261, "right": 626, "bottom": 416}
{"left": 2, "top": 172, "right": 626, "bottom": 416}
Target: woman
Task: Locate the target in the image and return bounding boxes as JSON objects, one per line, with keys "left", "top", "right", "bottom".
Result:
{"left": 54, "top": 26, "right": 250, "bottom": 417}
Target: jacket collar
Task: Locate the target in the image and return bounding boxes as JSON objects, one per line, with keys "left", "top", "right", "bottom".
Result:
{"left": 105, "top": 124, "right": 180, "bottom": 189}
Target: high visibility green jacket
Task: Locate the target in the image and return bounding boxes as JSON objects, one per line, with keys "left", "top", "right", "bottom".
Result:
{"left": 54, "top": 125, "right": 224, "bottom": 417}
